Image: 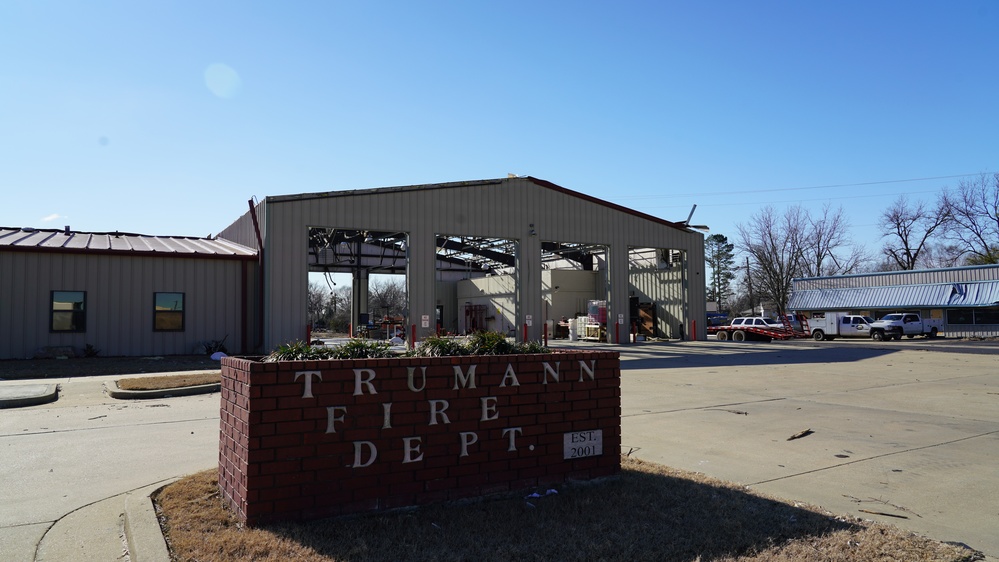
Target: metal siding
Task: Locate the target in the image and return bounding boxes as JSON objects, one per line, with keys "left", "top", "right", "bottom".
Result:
{"left": 0, "top": 248, "right": 249, "bottom": 359}
{"left": 788, "top": 281, "right": 999, "bottom": 311}
{"left": 794, "top": 265, "right": 999, "bottom": 290}
{"left": 257, "top": 178, "right": 705, "bottom": 347}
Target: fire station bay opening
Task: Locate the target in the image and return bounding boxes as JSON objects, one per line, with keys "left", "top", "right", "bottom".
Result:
{"left": 307, "top": 226, "right": 688, "bottom": 344}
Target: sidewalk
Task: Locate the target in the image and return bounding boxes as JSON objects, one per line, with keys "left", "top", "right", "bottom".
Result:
{"left": 0, "top": 372, "right": 219, "bottom": 562}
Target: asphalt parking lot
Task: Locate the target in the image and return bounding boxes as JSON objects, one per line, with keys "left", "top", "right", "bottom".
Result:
{"left": 615, "top": 337, "right": 999, "bottom": 559}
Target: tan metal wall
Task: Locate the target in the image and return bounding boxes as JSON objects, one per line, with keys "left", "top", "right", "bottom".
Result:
{"left": 0, "top": 250, "right": 251, "bottom": 359}
{"left": 247, "top": 178, "right": 706, "bottom": 350}
{"left": 795, "top": 265, "right": 999, "bottom": 290}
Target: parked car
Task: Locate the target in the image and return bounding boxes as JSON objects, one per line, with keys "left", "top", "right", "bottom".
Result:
{"left": 869, "top": 313, "right": 943, "bottom": 340}
{"left": 729, "top": 317, "right": 785, "bottom": 329}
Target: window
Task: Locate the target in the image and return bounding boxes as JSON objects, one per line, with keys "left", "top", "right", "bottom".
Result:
{"left": 977, "top": 308, "right": 999, "bottom": 325}
{"left": 51, "top": 291, "right": 86, "bottom": 332}
{"left": 154, "top": 292, "right": 185, "bottom": 331}
{"left": 948, "top": 308, "right": 999, "bottom": 325}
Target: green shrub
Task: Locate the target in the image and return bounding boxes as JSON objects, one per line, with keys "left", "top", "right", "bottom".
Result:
{"left": 330, "top": 338, "right": 394, "bottom": 359}
{"left": 411, "top": 335, "right": 469, "bottom": 357}
{"left": 408, "top": 331, "right": 549, "bottom": 357}
{"left": 265, "top": 339, "right": 394, "bottom": 362}
{"left": 466, "top": 330, "right": 516, "bottom": 355}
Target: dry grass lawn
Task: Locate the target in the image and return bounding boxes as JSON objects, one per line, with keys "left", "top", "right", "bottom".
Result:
{"left": 154, "top": 456, "right": 981, "bottom": 562}
{"left": 116, "top": 372, "right": 221, "bottom": 391}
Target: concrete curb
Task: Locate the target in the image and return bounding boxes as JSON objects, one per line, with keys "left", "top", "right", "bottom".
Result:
{"left": 104, "top": 380, "right": 220, "bottom": 399}
{"left": 125, "top": 481, "right": 177, "bottom": 562}
{"left": 0, "top": 383, "right": 58, "bottom": 408}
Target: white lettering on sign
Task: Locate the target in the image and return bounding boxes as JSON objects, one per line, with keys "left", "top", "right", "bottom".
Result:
{"left": 353, "top": 441, "right": 378, "bottom": 467}
{"left": 407, "top": 366, "right": 427, "bottom": 392}
{"left": 402, "top": 436, "right": 423, "bottom": 463}
{"left": 292, "top": 358, "right": 607, "bottom": 468}
{"left": 429, "top": 399, "right": 451, "bottom": 425}
{"left": 499, "top": 363, "right": 520, "bottom": 387}
{"left": 563, "top": 430, "right": 603, "bottom": 460}
{"left": 542, "top": 361, "right": 560, "bottom": 385}
{"left": 353, "top": 369, "right": 377, "bottom": 396}
{"left": 452, "top": 364, "right": 477, "bottom": 390}
{"left": 325, "top": 406, "right": 347, "bottom": 434}
{"left": 480, "top": 396, "right": 499, "bottom": 421}
{"left": 459, "top": 432, "right": 478, "bottom": 457}
{"left": 295, "top": 371, "right": 322, "bottom": 398}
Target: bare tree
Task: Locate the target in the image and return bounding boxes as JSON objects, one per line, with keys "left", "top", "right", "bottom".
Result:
{"left": 919, "top": 242, "right": 966, "bottom": 269}
{"left": 307, "top": 281, "right": 330, "bottom": 328}
{"left": 737, "top": 205, "right": 807, "bottom": 316}
{"left": 800, "top": 203, "right": 869, "bottom": 277}
{"left": 330, "top": 286, "right": 352, "bottom": 332}
{"left": 942, "top": 172, "right": 999, "bottom": 265}
{"left": 879, "top": 195, "right": 949, "bottom": 270}
{"left": 368, "top": 277, "right": 408, "bottom": 319}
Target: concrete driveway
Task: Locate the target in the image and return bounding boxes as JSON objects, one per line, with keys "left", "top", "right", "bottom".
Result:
{"left": 618, "top": 338, "right": 999, "bottom": 559}
{"left": 1, "top": 339, "right": 996, "bottom": 560}
{"left": 0, "top": 374, "right": 219, "bottom": 561}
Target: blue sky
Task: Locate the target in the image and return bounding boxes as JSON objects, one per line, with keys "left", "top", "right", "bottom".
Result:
{"left": 3, "top": 1, "right": 997, "bottom": 257}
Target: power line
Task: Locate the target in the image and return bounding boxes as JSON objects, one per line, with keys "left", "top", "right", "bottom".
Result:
{"left": 638, "top": 189, "right": 944, "bottom": 209}
{"left": 614, "top": 172, "right": 990, "bottom": 200}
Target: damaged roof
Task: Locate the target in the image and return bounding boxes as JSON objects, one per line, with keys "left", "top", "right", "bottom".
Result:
{"left": 788, "top": 280, "right": 999, "bottom": 310}
{"left": 0, "top": 227, "right": 257, "bottom": 259}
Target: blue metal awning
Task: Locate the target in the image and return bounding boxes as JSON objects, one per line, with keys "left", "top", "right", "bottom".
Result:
{"left": 788, "top": 281, "right": 999, "bottom": 310}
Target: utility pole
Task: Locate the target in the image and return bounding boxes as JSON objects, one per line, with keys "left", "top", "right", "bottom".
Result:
{"left": 745, "top": 257, "right": 755, "bottom": 315}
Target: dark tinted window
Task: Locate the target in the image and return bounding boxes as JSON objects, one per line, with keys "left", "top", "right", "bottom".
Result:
{"left": 154, "top": 292, "right": 185, "bottom": 331}
{"left": 51, "top": 291, "right": 86, "bottom": 332}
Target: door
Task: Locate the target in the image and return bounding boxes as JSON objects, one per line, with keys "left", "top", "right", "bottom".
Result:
{"left": 842, "top": 316, "right": 870, "bottom": 337}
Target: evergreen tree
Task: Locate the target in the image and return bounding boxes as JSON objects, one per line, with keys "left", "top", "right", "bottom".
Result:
{"left": 705, "top": 234, "right": 736, "bottom": 311}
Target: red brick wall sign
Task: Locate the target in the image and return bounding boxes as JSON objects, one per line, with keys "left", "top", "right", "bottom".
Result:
{"left": 218, "top": 351, "right": 621, "bottom": 525}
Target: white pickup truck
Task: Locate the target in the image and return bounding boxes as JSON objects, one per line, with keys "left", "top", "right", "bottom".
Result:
{"left": 807, "top": 312, "right": 875, "bottom": 341}
{"left": 869, "top": 313, "right": 943, "bottom": 341}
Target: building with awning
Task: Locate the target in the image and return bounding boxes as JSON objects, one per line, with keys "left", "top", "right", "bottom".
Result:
{"left": 789, "top": 265, "right": 999, "bottom": 338}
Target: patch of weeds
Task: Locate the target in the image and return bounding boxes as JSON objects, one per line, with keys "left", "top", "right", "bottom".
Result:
{"left": 202, "top": 336, "right": 229, "bottom": 355}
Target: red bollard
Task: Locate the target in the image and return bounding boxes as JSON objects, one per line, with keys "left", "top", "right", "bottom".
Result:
{"left": 411, "top": 324, "right": 417, "bottom": 347}
{"left": 543, "top": 322, "right": 548, "bottom": 347}
{"left": 523, "top": 323, "right": 528, "bottom": 342}
{"left": 692, "top": 320, "right": 697, "bottom": 341}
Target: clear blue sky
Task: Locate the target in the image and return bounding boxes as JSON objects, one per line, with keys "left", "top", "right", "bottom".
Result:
{"left": 3, "top": 1, "right": 997, "bottom": 256}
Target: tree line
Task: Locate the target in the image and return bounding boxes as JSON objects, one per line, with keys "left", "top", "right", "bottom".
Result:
{"left": 308, "top": 277, "right": 408, "bottom": 334}
{"left": 706, "top": 172, "right": 999, "bottom": 316}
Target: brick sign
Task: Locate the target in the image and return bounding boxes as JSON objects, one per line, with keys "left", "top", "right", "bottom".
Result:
{"left": 219, "top": 351, "right": 620, "bottom": 525}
